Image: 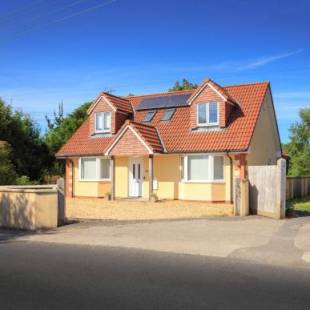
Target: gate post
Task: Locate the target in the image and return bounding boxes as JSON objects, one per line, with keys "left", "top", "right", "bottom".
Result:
{"left": 276, "top": 158, "right": 286, "bottom": 219}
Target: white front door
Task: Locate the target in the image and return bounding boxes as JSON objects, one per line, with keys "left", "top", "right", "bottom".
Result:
{"left": 129, "top": 158, "right": 143, "bottom": 197}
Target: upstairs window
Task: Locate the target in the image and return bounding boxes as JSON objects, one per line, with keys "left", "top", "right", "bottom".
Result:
{"left": 95, "top": 112, "right": 111, "bottom": 133}
{"left": 161, "top": 108, "right": 175, "bottom": 121}
{"left": 197, "top": 102, "right": 219, "bottom": 126}
{"left": 142, "top": 111, "right": 156, "bottom": 122}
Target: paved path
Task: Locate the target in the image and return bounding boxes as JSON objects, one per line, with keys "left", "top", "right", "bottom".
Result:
{"left": 8, "top": 215, "right": 310, "bottom": 268}
{"left": 0, "top": 242, "right": 310, "bottom": 309}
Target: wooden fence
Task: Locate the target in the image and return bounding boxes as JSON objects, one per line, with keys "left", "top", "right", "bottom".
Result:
{"left": 286, "top": 176, "right": 310, "bottom": 200}
{"left": 248, "top": 159, "right": 286, "bottom": 219}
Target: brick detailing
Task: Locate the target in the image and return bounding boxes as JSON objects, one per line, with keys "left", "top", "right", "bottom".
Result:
{"left": 89, "top": 97, "right": 130, "bottom": 135}
{"left": 115, "top": 111, "right": 130, "bottom": 133}
{"left": 190, "top": 85, "right": 228, "bottom": 128}
{"left": 65, "top": 159, "right": 73, "bottom": 198}
{"left": 110, "top": 127, "right": 150, "bottom": 156}
{"left": 235, "top": 154, "right": 248, "bottom": 180}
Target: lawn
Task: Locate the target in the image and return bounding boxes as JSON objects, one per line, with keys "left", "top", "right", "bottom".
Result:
{"left": 287, "top": 196, "right": 310, "bottom": 215}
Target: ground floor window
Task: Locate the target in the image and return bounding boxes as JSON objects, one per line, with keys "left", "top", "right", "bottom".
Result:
{"left": 181, "top": 154, "right": 224, "bottom": 182}
{"left": 79, "top": 157, "right": 111, "bottom": 181}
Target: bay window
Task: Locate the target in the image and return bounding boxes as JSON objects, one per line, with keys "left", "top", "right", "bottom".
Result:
{"left": 95, "top": 112, "right": 111, "bottom": 133}
{"left": 197, "top": 102, "right": 219, "bottom": 126}
{"left": 79, "top": 157, "right": 111, "bottom": 181}
{"left": 181, "top": 154, "right": 224, "bottom": 182}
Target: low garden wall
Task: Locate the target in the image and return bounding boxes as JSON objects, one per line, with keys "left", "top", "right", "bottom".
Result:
{"left": 0, "top": 185, "right": 58, "bottom": 230}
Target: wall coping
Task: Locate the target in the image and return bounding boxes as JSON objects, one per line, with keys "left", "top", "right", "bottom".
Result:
{"left": 0, "top": 185, "right": 57, "bottom": 194}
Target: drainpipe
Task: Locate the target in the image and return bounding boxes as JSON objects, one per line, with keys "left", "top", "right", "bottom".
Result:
{"left": 226, "top": 152, "right": 233, "bottom": 204}
{"left": 69, "top": 159, "right": 74, "bottom": 198}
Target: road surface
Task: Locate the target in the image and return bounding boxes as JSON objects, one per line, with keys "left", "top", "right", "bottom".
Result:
{"left": 0, "top": 241, "right": 310, "bottom": 309}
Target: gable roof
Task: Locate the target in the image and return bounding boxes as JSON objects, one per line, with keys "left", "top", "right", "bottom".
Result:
{"left": 187, "top": 79, "right": 237, "bottom": 105}
{"left": 87, "top": 92, "right": 133, "bottom": 115}
{"left": 105, "top": 120, "right": 164, "bottom": 155}
{"left": 56, "top": 80, "right": 271, "bottom": 157}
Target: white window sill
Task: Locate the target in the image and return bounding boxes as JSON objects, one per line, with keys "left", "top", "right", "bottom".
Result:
{"left": 196, "top": 123, "right": 219, "bottom": 127}
{"left": 94, "top": 130, "right": 111, "bottom": 134}
{"left": 180, "top": 180, "right": 225, "bottom": 184}
{"left": 79, "top": 179, "right": 111, "bottom": 182}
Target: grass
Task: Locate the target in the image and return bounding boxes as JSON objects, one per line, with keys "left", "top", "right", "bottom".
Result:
{"left": 286, "top": 196, "right": 310, "bottom": 216}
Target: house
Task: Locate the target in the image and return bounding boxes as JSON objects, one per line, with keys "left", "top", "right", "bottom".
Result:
{"left": 56, "top": 78, "right": 282, "bottom": 204}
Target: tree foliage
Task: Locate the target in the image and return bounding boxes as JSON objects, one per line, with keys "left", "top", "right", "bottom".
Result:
{"left": 0, "top": 98, "right": 51, "bottom": 182}
{"left": 44, "top": 101, "right": 91, "bottom": 175}
{"left": 0, "top": 142, "right": 17, "bottom": 185}
{"left": 44, "top": 101, "right": 91, "bottom": 154}
{"left": 285, "top": 107, "right": 310, "bottom": 176}
{"left": 169, "top": 79, "right": 198, "bottom": 91}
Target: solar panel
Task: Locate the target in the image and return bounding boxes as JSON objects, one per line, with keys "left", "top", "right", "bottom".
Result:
{"left": 137, "top": 93, "right": 191, "bottom": 110}
{"left": 142, "top": 110, "right": 156, "bottom": 122}
{"left": 161, "top": 108, "right": 175, "bottom": 121}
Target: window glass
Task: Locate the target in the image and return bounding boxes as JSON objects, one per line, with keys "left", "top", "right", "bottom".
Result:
{"left": 103, "top": 112, "right": 111, "bottom": 131}
{"left": 181, "top": 156, "right": 184, "bottom": 180}
{"left": 198, "top": 103, "right": 207, "bottom": 124}
{"left": 213, "top": 156, "right": 224, "bottom": 180}
{"left": 95, "top": 113, "right": 104, "bottom": 131}
{"left": 100, "top": 159, "right": 110, "bottom": 179}
{"left": 142, "top": 111, "right": 156, "bottom": 122}
{"left": 161, "top": 108, "right": 175, "bottom": 121}
{"left": 209, "top": 102, "right": 218, "bottom": 124}
{"left": 81, "top": 158, "right": 97, "bottom": 180}
{"left": 188, "top": 155, "right": 209, "bottom": 181}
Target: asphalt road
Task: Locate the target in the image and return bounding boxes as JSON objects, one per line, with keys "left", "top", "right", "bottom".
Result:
{"left": 0, "top": 241, "right": 310, "bottom": 310}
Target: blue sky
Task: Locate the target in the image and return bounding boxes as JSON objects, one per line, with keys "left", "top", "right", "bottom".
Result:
{"left": 0, "top": 0, "right": 309, "bottom": 142}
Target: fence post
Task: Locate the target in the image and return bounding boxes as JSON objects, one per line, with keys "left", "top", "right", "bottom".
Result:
{"left": 277, "top": 158, "right": 286, "bottom": 219}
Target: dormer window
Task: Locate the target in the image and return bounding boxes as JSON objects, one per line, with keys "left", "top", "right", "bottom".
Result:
{"left": 95, "top": 112, "right": 111, "bottom": 133}
{"left": 197, "top": 102, "right": 219, "bottom": 126}
{"left": 142, "top": 110, "right": 156, "bottom": 122}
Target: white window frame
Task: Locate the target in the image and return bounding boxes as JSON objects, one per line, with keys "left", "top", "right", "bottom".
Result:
{"left": 95, "top": 112, "right": 111, "bottom": 133}
{"left": 196, "top": 102, "right": 219, "bottom": 126}
{"left": 180, "top": 154, "right": 224, "bottom": 183}
{"left": 79, "top": 157, "right": 111, "bottom": 181}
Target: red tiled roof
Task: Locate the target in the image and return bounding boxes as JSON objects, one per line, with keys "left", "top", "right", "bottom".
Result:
{"left": 129, "top": 121, "right": 164, "bottom": 153}
{"left": 105, "top": 120, "right": 164, "bottom": 154}
{"left": 88, "top": 92, "right": 133, "bottom": 114}
{"left": 187, "top": 79, "right": 238, "bottom": 105}
{"left": 56, "top": 118, "right": 113, "bottom": 157}
{"left": 131, "top": 82, "right": 269, "bottom": 153}
{"left": 56, "top": 81, "right": 270, "bottom": 157}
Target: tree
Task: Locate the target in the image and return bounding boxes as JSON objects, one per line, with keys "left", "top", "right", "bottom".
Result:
{"left": 44, "top": 101, "right": 92, "bottom": 175}
{"left": 0, "top": 98, "right": 51, "bottom": 181}
{"left": 169, "top": 79, "right": 198, "bottom": 91}
{"left": 0, "top": 141, "right": 17, "bottom": 185}
{"left": 285, "top": 107, "right": 310, "bottom": 176}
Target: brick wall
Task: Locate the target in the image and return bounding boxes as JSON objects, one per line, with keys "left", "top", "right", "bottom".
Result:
{"left": 89, "top": 97, "right": 130, "bottom": 135}
{"left": 190, "top": 85, "right": 232, "bottom": 128}
{"left": 110, "top": 127, "right": 149, "bottom": 156}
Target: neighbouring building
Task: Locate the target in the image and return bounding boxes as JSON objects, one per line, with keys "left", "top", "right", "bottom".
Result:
{"left": 56, "top": 78, "right": 282, "bottom": 204}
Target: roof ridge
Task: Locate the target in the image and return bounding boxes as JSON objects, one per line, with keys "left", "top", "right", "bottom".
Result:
{"left": 125, "top": 89, "right": 194, "bottom": 99}
{"left": 224, "top": 81, "right": 270, "bottom": 88}
{"left": 103, "top": 92, "right": 130, "bottom": 101}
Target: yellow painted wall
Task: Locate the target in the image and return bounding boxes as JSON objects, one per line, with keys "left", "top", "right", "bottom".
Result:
{"left": 153, "top": 155, "right": 180, "bottom": 199}
{"left": 247, "top": 89, "right": 281, "bottom": 166}
{"left": 179, "top": 155, "right": 230, "bottom": 201}
{"left": 115, "top": 157, "right": 128, "bottom": 198}
{"left": 72, "top": 154, "right": 231, "bottom": 201}
{"left": 72, "top": 158, "right": 111, "bottom": 198}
